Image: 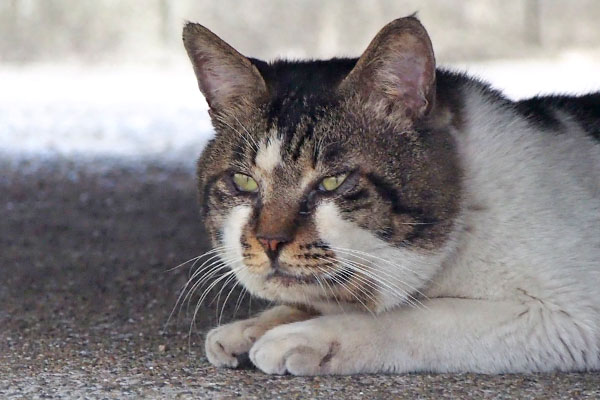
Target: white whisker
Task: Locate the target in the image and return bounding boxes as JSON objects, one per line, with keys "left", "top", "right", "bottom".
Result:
{"left": 329, "top": 254, "right": 423, "bottom": 310}
{"left": 328, "top": 246, "right": 431, "bottom": 303}
{"left": 165, "top": 246, "right": 235, "bottom": 329}
{"left": 183, "top": 256, "right": 244, "bottom": 312}
{"left": 217, "top": 115, "right": 258, "bottom": 153}
{"left": 188, "top": 263, "right": 245, "bottom": 351}
{"left": 314, "top": 265, "right": 376, "bottom": 317}
{"left": 317, "top": 256, "right": 381, "bottom": 307}
{"left": 232, "top": 286, "right": 248, "bottom": 320}
{"left": 231, "top": 113, "right": 260, "bottom": 151}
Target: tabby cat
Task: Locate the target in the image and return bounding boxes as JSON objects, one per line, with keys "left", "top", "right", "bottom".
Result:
{"left": 182, "top": 17, "right": 600, "bottom": 375}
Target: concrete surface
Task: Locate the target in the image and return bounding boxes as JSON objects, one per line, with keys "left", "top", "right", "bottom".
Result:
{"left": 1, "top": 157, "right": 599, "bottom": 399}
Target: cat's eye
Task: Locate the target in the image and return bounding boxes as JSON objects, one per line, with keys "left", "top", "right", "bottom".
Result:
{"left": 232, "top": 173, "right": 259, "bottom": 192}
{"left": 319, "top": 173, "right": 348, "bottom": 192}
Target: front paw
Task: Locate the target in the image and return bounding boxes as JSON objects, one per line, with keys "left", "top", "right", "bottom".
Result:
{"left": 249, "top": 321, "right": 341, "bottom": 375}
{"left": 205, "top": 318, "right": 269, "bottom": 368}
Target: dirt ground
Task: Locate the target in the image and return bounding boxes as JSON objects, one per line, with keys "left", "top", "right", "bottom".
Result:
{"left": 1, "top": 157, "right": 599, "bottom": 399}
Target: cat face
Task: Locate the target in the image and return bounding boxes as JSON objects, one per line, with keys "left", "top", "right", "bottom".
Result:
{"left": 184, "top": 17, "right": 462, "bottom": 312}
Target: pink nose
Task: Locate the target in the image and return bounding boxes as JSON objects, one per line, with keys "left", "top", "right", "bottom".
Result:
{"left": 258, "top": 238, "right": 282, "bottom": 252}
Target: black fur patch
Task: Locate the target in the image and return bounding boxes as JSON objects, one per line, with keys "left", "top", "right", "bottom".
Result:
{"left": 365, "top": 172, "right": 431, "bottom": 221}
{"left": 251, "top": 58, "right": 357, "bottom": 156}
{"left": 516, "top": 94, "right": 600, "bottom": 141}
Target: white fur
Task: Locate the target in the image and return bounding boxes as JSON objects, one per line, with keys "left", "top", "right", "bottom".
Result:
{"left": 255, "top": 132, "right": 282, "bottom": 174}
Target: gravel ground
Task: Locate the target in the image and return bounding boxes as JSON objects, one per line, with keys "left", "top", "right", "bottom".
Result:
{"left": 1, "top": 156, "right": 599, "bottom": 399}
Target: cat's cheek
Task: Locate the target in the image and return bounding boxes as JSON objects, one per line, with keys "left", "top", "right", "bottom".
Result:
{"left": 220, "top": 204, "right": 253, "bottom": 274}
{"left": 313, "top": 201, "right": 352, "bottom": 245}
{"left": 313, "top": 201, "right": 440, "bottom": 312}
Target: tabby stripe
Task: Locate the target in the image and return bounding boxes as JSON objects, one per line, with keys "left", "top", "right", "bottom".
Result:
{"left": 342, "top": 189, "right": 370, "bottom": 202}
{"left": 291, "top": 123, "right": 314, "bottom": 161}
{"left": 202, "top": 175, "right": 221, "bottom": 217}
{"left": 365, "top": 172, "right": 431, "bottom": 221}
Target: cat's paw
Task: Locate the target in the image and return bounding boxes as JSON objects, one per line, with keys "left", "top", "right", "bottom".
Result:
{"left": 205, "top": 318, "right": 270, "bottom": 368}
{"left": 249, "top": 321, "right": 341, "bottom": 375}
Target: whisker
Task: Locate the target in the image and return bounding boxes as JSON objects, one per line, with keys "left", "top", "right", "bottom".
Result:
{"left": 217, "top": 278, "right": 241, "bottom": 326}
{"left": 179, "top": 255, "right": 233, "bottom": 310}
{"left": 211, "top": 272, "right": 238, "bottom": 321}
{"left": 216, "top": 116, "right": 258, "bottom": 153}
{"left": 327, "top": 246, "right": 432, "bottom": 302}
{"left": 194, "top": 263, "right": 245, "bottom": 309}
{"left": 342, "top": 254, "right": 427, "bottom": 310}
{"left": 183, "top": 256, "right": 243, "bottom": 313}
{"left": 188, "top": 263, "right": 245, "bottom": 352}
{"left": 182, "top": 263, "right": 229, "bottom": 318}
{"left": 231, "top": 114, "right": 260, "bottom": 151}
{"left": 314, "top": 265, "right": 376, "bottom": 317}
{"left": 329, "top": 245, "right": 429, "bottom": 281}
{"left": 322, "top": 251, "right": 428, "bottom": 310}
{"left": 310, "top": 270, "right": 331, "bottom": 307}
{"left": 165, "top": 247, "right": 236, "bottom": 329}
{"left": 210, "top": 271, "right": 238, "bottom": 308}
{"left": 313, "top": 265, "right": 345, "bottom": 313}
{"left": 165, "top": 245, "right": 234, "bottom": 273}
{"left": 232, "top": 286, "right": 248, "bottom": 320}
{"left": 317, "top": 256, "right": 380, "bottom": 307}
{"left": 165, "top": 255, "right": 200, "bottom": 273}
{"left": 330, "top": 255, "right": 422, "bottom": 310}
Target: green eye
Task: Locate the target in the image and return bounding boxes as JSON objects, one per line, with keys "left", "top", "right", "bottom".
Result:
{"left": 319, "top": 173, "right": 348, "bottom": 191}
{"left": 233, "top": 173, "right": 258, "bottom": 192}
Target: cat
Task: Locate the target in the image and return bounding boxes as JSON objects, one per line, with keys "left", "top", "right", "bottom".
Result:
{"left": 181, "top": 16, "right": 600, "bottom": 375}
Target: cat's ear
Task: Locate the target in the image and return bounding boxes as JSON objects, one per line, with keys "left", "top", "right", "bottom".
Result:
{"left": 182, "top": 22, "right": 267, "bottom": 112}
{"left": 339, "top": 16, "right": 436, "bottom": 120}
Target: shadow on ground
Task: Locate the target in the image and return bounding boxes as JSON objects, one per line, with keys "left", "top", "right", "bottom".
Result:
{"left": 1, "top": 157, "right": 598, "bottom": 399}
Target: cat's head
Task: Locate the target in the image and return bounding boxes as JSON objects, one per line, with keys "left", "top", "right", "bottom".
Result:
{"left": 183, "top": 17, "right": 462, "bottom": 312}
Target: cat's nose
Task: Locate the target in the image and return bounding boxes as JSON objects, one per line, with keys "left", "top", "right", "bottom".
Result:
{"left": 257, "top": 236, "right": 289, "bottom": 257}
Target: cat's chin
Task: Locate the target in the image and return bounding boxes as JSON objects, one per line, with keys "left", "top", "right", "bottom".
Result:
{"left": 265, "top": 269, "right": 317, "bottom": 286}
{"left": 235, "top": 269, "right": 331, "bottom": 306}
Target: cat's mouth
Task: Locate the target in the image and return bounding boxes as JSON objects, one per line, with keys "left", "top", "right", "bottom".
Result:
{"left": 264, "top": 261, "right": 353, "bottom": 287}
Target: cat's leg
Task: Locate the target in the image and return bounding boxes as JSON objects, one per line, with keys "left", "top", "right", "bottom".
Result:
{"left": 205, "top": 305, "right": 316, "bottom": 368}
{"left": 249, "top": 298, "right": 596, "bottom": 375}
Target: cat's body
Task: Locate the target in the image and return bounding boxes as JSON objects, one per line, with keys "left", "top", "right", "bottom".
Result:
{"left": 182, "top": 17, "right": 600, "bottom": 375}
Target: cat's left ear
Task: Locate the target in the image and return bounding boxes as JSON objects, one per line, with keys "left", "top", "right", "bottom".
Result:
{"left": 338, "top": 16, "right": 436, "bottom": 121}
{"left": 182, "top": 22, "right": 267, "bottom": 113}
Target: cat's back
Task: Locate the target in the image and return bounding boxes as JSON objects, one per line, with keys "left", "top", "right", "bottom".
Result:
{"left": 512, "top": 92, "right": 600, "bottom": 196}
{"left": 515, "top": 93, "right": 600, "bottom": 142}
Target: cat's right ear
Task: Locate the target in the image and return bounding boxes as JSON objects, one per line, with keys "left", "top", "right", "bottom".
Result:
{"left": 182, "top": 22, "right": 267, "bottom": 113}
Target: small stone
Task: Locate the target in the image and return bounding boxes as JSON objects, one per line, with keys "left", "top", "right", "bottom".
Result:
{"left": 158, "top": 344, "right": 167, "bottom": 353}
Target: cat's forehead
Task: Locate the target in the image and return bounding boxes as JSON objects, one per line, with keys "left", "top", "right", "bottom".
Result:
{"left": 219, "top": 101, "right": 349, "bottom": 177}
{"left": 251, "top": 120, "right": 335, "bottom": 183}
{"left": 214, "top": 59, "right": 388, "bottom": 176}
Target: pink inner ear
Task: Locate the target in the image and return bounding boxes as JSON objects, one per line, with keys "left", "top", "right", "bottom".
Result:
{"left": 340, "top": 17, "right": 436, "bottom": 119}
{"left": 387, "top": 53, "right": 432, "bottom": 115}
{"left": 183, "top": 23, "right": 266, "bottom": 110}
{"left": 197, "top": 55, "right": 261, "bottom": 109}
{"left": 204, "top": 65, "right": 242, "bottom": 104}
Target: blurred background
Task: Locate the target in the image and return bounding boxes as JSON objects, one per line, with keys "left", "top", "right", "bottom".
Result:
{"left": 2, "top": 4, "right": 600, "bottom": 393}
{"left": 1, "top": 0, "right": 600, "bottom": 162}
